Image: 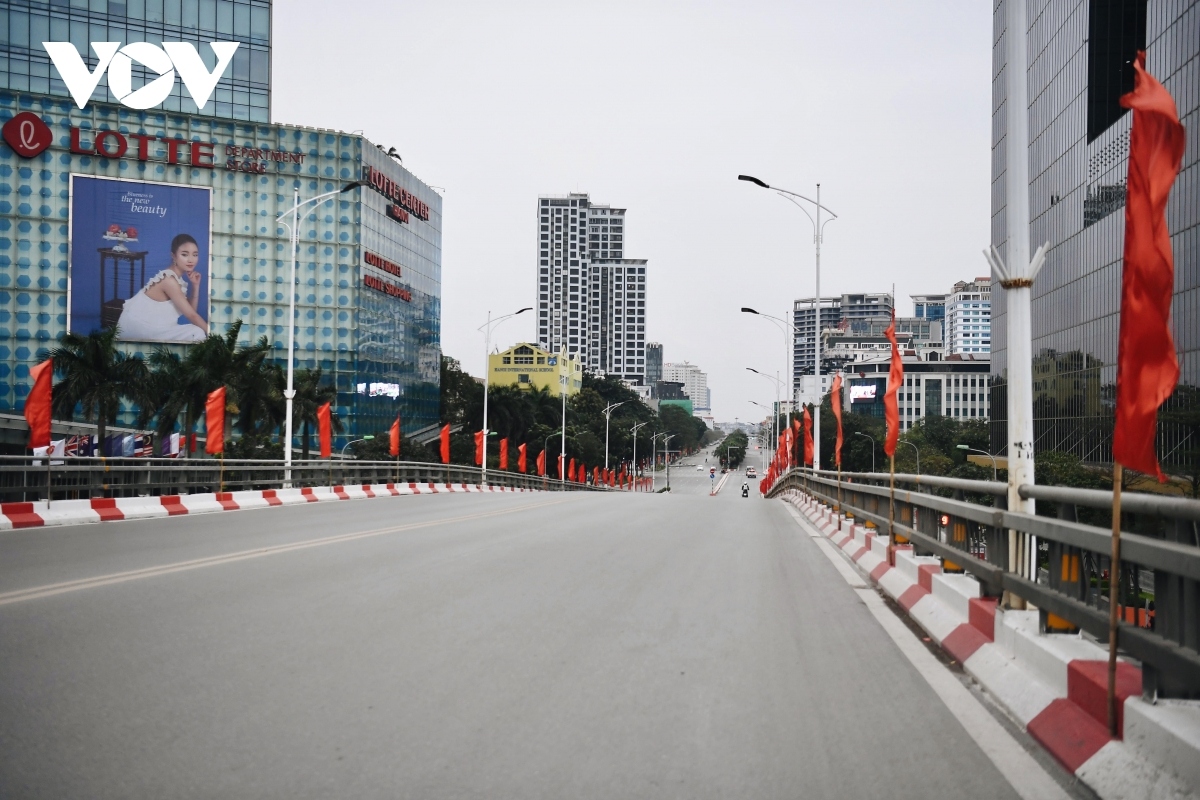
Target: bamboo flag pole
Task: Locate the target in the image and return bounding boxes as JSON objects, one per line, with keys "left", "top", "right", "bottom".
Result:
{"left": 837, "top": 464, "right": 842, "bottom": 532}
{"left": 889, "top": 454, "right": 896, "bottom": 540}
{"left": 1108, "top": 462, "right": 1123, "bottom": 737}
{"left": 219, "top": 452, "right": 225, "bottom": 494}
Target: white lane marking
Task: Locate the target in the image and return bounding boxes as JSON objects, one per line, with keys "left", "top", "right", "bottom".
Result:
{"left": 793, "top": 508, "right": 1071, "bottom": 800}
{"left": 0, "top": 499, "right": 570, "bottom": 606}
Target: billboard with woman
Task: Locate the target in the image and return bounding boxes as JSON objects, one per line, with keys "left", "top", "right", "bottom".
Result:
{"left": 69, "top": 176, "right": 211, "bottom": 343}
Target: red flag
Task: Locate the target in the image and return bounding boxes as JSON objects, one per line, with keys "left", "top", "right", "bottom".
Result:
{"left": 568, "top": 458, "right": 576, "bottom": 482}
{"left": 440, "top": 424, "right": 450, "bottom": 464}
{"left": 25, "top": 359, "right": 52, "bottom": 450}
{"left": 518, "top": 443, "right": 527, "bottom": 473}
{"left": 474, "top": 430, "right": 484, "bottom": 466}
{"left": 389, "top": 416, "right": 400, "bottom": 457}
{"left": 205, "top": 386, "right": 225, "bottom": 455}
{"left": 792, "top": 417, "right": 801, "bottom": 467}
{"left": 499, "top": 438, "right": 508, "bottom": 470}
{"left": 802, "top": 406, "right": 814, "bottom": 466}
{"left": 1113, "top": 52, "right": 1185, "bottom": 481}
{"left": 558, "top": 454, "right": 565, "bottom": 481}
{"left": 536, "top": 449, "right": 546, "bottom": 477}
{"left": 831, "top": 374, "right": 844, "bottom": 467}
{"left": 883, "top": 311, "right": 903, "bottom": 458}
{"left": 593, "top": 466, "right": 599, "bottom": 485}
{"left": 317, "top": 401, "right": 332, "bottom": 458}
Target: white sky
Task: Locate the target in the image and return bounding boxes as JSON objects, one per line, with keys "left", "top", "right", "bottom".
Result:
{"left": 273, "top": 1, "right": 994, "bottom": 424}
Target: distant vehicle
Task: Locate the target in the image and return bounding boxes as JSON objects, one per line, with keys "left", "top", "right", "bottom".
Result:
{"left": 746, "top": 467, "right": 757, "bottom": 479}
{"left": 696, "top": 464, "right": 704, "bottom": 471}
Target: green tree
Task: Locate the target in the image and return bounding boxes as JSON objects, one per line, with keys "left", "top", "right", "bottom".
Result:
{"left": 290, "top": 367, "right": 342, "bottom": 460}
{"left": 46, "top": 326, "right": 150, "bottom": 447}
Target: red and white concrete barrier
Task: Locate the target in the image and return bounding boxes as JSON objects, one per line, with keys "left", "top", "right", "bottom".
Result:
{"left": 779, "top": 489, "right": 1200, "bottom": 800}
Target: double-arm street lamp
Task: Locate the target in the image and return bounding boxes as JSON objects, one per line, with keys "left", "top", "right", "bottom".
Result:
{"left": 276, "top": 180, "right": 363, "bottom": 483}
{"left": 747, "top": 368, "right": 783, "bottom": 457}
{"left": 741, "top": 307, "right": 796, "bottom": 419}
{"left": 739, "top": 174, "right": 838, "bottom": 471}
{"left": 479, "top": 307, "right": 532, "bottom": 486}
{"left": 603, "top": 401, "right": 626, "bottom": 470}
{"left": 631, "top": 421, "right": 649, "bottom": 490}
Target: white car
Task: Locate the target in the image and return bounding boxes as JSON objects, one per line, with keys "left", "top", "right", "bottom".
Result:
{"left": 746, "top": 467, "right": 757, "bottom": 479}
{"left": 696, "top": 464, "right": 704, "bottom": 470}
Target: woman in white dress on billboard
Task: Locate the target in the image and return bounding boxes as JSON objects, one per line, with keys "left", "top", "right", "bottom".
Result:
{"left": 117, "top": 233, "right": 208, "bottom": 342}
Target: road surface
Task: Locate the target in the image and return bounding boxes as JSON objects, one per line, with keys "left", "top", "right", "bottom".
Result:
{"left": 0, "top": 449, "right": 1081, "bottom": 798}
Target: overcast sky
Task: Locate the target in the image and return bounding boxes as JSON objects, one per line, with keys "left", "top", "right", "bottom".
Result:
{"left": 273, "top": 1, "right": 994, "bottom": 424}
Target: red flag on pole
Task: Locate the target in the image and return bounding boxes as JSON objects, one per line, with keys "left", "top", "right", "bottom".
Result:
{"left": 205, "top": 386, "right": 225, "bottom": 455}
{"left": 802, "top": 406, "right": 814, "bottom": 466}
{"left": 474, "top": 430, "right": 484, "bottom": 466}
{"left": 1113, "top": 52, "right": 1185, "bottom": 481}
{"left": 499, "top": 438, "right": 508, "bottom": 470}
{"left": 593, "top": 466, "right": 599, "bottom": 485}
{"left": 25, "top": 359, "right": 52, "bottom": 450}
{"left": 558, "top": 454, "right": 565, "bottom": 481}
{"left": 317, "top": 401, "right": 332, "bottom": 458}
{"left": 518, "top": 443, "right": 527, "bottom": 473}
{"left": 792, "top": 417, "right": 801, "bottom": 467}
{"left": 568, "top": 458, "right": 576, "bottom": 482}
{"left": 536, "top": 449, "right": 546, "bottom": 477}
{"left": 883, "top": 311, "right": 904, "bottom": 457}
{"left": 831, "top": 374, "right": 844, "bottom": 467}
{"left": 389, "top": 416, "right": 400, "bottom": 457}
{"left": 440, "top": 424, "right": 450, "bottom": 464}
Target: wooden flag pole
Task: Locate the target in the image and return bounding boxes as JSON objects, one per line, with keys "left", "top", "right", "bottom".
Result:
{"left": 837, "top": 465, "right": 842, "bottom": 532}
{"left": 1108, "top": 462, "right": 1123, "bottom": 736}
{"left": 45, "top": 448, "right": 52, "bottom": 509}
{"left": 219, "top": 452, "right": 225, "bottom": 494}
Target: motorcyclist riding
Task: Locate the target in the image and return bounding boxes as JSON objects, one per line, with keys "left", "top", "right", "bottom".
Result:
{"left": 741, "top": 482, "right": 749, "bottom": 498}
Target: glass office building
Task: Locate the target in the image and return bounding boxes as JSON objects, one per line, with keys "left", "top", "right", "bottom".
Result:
{"left": 0, "top": 89, "right": 442, "bottom": 446}
{"left": 990, "top": 0, "right": 1199, "bottom": 470}
{"left": 0, "top": 0, "right": 271, "bottom": 122}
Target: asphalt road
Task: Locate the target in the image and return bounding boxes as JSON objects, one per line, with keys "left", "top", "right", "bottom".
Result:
{"left": 0, "top": 452, "right": 1067, "bottom": 798}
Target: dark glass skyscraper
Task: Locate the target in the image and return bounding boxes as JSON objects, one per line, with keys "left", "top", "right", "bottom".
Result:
{"left": 990, "top": 0, "right": 1198, "bottom": 471}
{"left": 0, "top": 0, "right": 271, "bottom": 122}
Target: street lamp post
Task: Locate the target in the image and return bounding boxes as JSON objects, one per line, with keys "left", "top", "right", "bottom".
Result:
{"left": 341, "top": 435, "right": 375, "bottom": 458}
{"left": 899, "top": 440, "right": 920, "bottom": 475}
{"left": 747, "top": 368, "right": 784, "bottom": 464}
{"left": 742, "top": 307, "right": 797, "bottom": 434}
{"left": 631, "top": 421, "right": 648, "bottom": 491}
{"left": 544, "top": 429, "right": 562, "bottom": 487}
{"left": 478, "top": 307, "right": 532, "bottom": 487}
{"left": 276, "top": 180, "right": 362, "bottom": 485}
{"left": 664, "top": 434, "right": 675, "bottom": 491}
{"left": 650, "top": 431, "right": 667, "bottom": 492}
{"left": 957, "top": 444, "right": 997, "bottom": 481}
{"left": 739, "top": 176, "right": 838, "bottom": 471}
{"left": 854, "top": 430, "right": 876, "bottom": 474}
{"left": 603, "top": 401, "right": 626, "bottom": 470}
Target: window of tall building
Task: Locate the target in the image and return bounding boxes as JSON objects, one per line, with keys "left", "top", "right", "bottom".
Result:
{"left": 1086, "top": 0, "right": 1147, "bottom": 142}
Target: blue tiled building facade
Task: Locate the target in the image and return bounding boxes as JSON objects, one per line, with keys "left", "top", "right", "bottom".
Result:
{"left": 0, "top": 89, "right": 442, "bottom": 447}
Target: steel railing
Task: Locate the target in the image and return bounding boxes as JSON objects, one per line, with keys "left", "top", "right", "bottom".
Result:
{"left": 0, "top": 456, "right": 614, "bottom": 501}
{"left": 767, "top": 467, "right": 1200, "bottom": 699}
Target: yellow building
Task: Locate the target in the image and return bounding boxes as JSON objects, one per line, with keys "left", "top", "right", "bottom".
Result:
{"left": 488, "top": 343, "right": 583, "bottom": 396}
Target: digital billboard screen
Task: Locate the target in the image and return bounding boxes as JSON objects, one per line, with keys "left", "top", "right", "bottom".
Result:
{"left": 69, "top": 176, "right": 211, "bottom": 343}
{"left": 849, "top": 385, "right": 878, "bottom": 402}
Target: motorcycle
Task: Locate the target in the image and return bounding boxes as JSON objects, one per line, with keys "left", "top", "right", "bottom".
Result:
{"left": 741, "top": 484, "right": 749, "bottom": 498}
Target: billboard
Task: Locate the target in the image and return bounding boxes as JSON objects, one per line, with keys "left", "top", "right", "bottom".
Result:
{"left": 849, "top": 384, "right": 878, "bottom": 402}
{"left": 69, "top": 176, "right": 211, "bottom": 343}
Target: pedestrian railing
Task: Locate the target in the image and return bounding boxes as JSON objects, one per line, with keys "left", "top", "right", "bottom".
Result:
{"left": 767, "top": 467, "right": 1200, "bottom": 700}
{"left": 0, "top": 456, "right": 612, "bottom": 501}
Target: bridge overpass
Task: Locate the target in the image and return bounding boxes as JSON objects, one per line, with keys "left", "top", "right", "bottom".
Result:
{"left": 0, "top": 451, "right": 1194, "bottom": 798}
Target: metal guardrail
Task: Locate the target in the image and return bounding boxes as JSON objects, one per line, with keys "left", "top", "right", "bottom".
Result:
{"left": 0, "top": 456, "right": 612, "bottom": 501}
{"left": 768, "top": 467, "right": 1200, "bottom": 700}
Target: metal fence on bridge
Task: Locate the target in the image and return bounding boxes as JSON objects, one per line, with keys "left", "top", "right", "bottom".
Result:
{"left": 0, "top": 456, "right": 611, "bottom": 502}
{"left": 768, "top": 468, "right": 1200, "bottom": 700}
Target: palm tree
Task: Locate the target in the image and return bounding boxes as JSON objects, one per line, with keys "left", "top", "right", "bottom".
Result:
{"left": 47, "top": 327, "right": 150, "bottom": 447}
{"left": 145, "top": 321, "right": 271, "bottom": 451}
{"left": 291, "top": 366, "right": 342, "bottom": 459}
